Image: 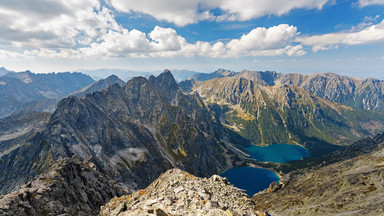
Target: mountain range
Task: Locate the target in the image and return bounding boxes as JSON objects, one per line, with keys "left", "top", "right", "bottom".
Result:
{"left": 0, "top": 70, "right": 248, "bottom": 195}
{"left": 78, "top": 68, "right": 198, "bottom": 82}
{"left": 0, "top": 71, "right": 94, "bottom": 117}
{"left": 1, "top": 68, "right": 384, "bottom": 215}
{"left": 193, "top": 76, "right": 384, "bottom": 156}
{"left": 181, "top": 69, "right": 384, "bottom": 111}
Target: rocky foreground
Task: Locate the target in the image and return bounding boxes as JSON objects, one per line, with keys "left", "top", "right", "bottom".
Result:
{"left": 100, "top": 168, "right": 264, "bottom": 216}
{"left": 0, "top": 158, "right": 125, "bottom": 216}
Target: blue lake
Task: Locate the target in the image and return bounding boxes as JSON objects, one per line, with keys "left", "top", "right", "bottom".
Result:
{"left": 221, "top": 144, "right": 310, "bottom": 196}
{"left": 221, "top": 167, "right": 280, "bottom": 196}
{"left": 246, "top": 144, "right": 310, "bottom": 163}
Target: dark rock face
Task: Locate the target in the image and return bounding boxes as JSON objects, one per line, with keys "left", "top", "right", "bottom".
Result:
{"left": 252, "top": 133, "right": 384, "bottom": 216}
{"left": 0, "top": 71, "right": 94, "bottom": 117}
{"left": 0, "top": 70, "right": 246, "bottom": 195}
{"left": 0, "top": 158, "right": 125, "bottom": 216}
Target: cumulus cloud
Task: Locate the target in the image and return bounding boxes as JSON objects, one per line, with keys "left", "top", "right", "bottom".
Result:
{"left": 0, "top": 24, "right": 304, "bottom": 60}
{"left": 226, "top": 24, "right": 299, "bottom": 55}
{"left": 0, "top": 0, "right": 306, "bottom": 60}
{"left": 109, "top": 0, "right": 330, "bottom": 26}
{"left": 358, "top": 0, "right": 384, "bottom": 7}
{"left": 299, "top": 19, "right": 384, "bottom": 51}
{"left": 82, "top": 24, "right": 304, "bottom": 58}
{"left": 0, "top": 0, "right": 121, "bottom": 49}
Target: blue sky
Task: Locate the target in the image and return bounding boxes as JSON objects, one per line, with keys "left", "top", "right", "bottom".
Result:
{"left": 0, "top": 0, "right": 383, "bottom": 78}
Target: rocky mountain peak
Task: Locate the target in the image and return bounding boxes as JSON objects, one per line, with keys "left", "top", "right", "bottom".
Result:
{"left": 100, "top": 168, "right": 262, "bottom": 216}
{"left": 148, "top": 69, "right": 180, "bottom": 102}
{"left": 0, "top": 71, "right": 246, "bottom": 195}
{"left": 0, "top": 158, "right": 125, "bottom": 216}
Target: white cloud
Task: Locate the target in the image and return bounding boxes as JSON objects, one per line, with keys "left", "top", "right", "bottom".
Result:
{"left": 0, "top": 0, "right": 121, "bottom": 49}
{"left": 211, "top": 0, "right": 330, "bottom": 22}
{"left": 86, "top": 24, "right": 304, "bottom": 58}
{"left": 0, "top": 0, "right": 305, "bottom": 60}
{"left": 226, "top": 24, "right": 299, "bottom": 56}
{"left": 109, "top": 0, "right": 331, "bottom": 26}
{"left": 299, "top": 19, "right": 384, "bottom": 51}
{"left": 0, "top": 24, "right": 304, "bottom": 60}
{"left": 358, "top": 0, "right": 384, "bottom": 7}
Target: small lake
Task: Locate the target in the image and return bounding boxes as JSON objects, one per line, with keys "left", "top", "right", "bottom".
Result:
{"left": 221, "top": 167, "right": 280, "bottom": 197}
{"left": 246, "top": 144, "right": 310, "bottom": 163}
{"left": 221, "top": 144, "right": 309, "bottom": 196}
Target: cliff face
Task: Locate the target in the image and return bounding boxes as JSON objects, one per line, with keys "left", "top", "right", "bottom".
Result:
{"left": 0, "top": 70, "right": 248, "bottom": 195}
{"left": 99, "top": 168, "right": 262, "bottom": 216}
{"left": 0, "top": 158, "right": 125, "bottom": 216}
{"left": 252, "top": 133, "right": 384, "bottom": 216}
{"left": 193, "top": 76, "right": 384, "bottom": 155}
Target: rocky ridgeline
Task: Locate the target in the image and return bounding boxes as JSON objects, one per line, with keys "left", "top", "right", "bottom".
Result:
{"left": 0, "top": 158, "right": 125, "bottom": 216}
{"left": 100, "top": 168, "right": 265, "bottom": 216}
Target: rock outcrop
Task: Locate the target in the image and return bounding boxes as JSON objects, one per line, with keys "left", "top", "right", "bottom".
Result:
{"left": 100, "top": 168, "right": 262, "bottom": 216}
{"left": 0, "top": 158, "right": 125, "bottom": 216}
{"left": 252, "top": 133, "right": 384, "bottom": 216}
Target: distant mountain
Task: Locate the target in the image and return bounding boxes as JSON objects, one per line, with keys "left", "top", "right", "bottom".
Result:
{"left": 79, "top": 68, "right": 199, "bottom": 83}
{"left": 0, "top": 70, "right": 248, "bottom": 194}
{"left": 252, "top": 133, "right": 384, "bottom": 215}
{"left": 189, "top": 68, "right": 238, "bottom": 82}
{"left": 193, "top": 76, "right": 384, "bottom": 156}
{"left": 168, "top": 69, "right": 198, "bottom": 82}
{"left": 78, "top": 68, "right": 155, "bottom": 81}
{"left": 179, "top": 68, "right": 238, "bottom": 92}
{"left": 0, "top": 67, "right": 14, "bottom": 77}
{"left": 236, "top": 70, "right": 384, "bottom": 110}
{"left": 72, "top": 75, "right": 125, "bottom": 98}
{"left": 0, "top": 71, "right": 94, "bottom": 117}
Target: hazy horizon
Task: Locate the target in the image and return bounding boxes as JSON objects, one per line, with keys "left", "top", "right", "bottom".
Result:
{"left": 0, "top": 0, "right": 384, "bottom": 79}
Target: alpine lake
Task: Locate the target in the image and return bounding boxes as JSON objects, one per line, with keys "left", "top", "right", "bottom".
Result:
{"left": 221, "top": 144, "right": 310, "bottom": 196}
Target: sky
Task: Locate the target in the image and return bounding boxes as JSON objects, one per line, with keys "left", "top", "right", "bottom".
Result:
{"left": 0, "top": 0, "right": 384, "bottom": 78}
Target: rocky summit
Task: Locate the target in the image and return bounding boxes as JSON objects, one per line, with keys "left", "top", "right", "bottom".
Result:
{"left": 0, "top": 158, "right": 125, "bottom": 216}
{"left": 99, "top": 168, "right": 264, "bottom": 216}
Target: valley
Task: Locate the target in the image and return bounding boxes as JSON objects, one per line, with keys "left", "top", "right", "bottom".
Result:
{"left": 1, "top": 68, "right": 384, "bottom": 215}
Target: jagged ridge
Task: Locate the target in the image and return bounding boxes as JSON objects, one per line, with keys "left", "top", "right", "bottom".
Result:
{"left": 0, "top": 70, "right": 247, "bottom": 195}
{"left": 0, "top": 158, "right": 125, "bottom": 216}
